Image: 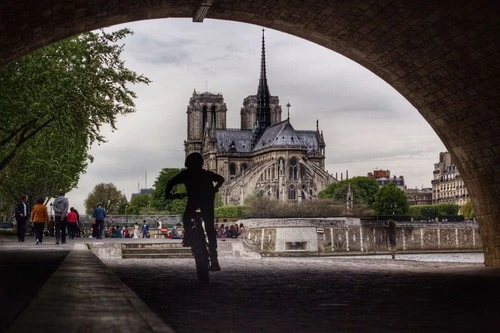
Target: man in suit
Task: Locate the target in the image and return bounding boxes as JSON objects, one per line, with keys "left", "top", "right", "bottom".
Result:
{"left": 14, "top": 195, "right": 29, "bottom": 242}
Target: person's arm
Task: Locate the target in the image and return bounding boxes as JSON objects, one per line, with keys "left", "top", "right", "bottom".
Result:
{"left": 165, "top": 172, "right": 184, "bottom": 198}
{"left": 212, "top": 173, "right": 225, "bottom": 192}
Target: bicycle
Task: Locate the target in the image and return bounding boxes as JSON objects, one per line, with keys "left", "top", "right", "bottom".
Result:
{"left": 167, "top": 193, "right": 212, "bottom": 284}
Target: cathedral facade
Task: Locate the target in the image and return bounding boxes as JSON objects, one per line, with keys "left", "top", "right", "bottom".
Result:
{"left": 184, "top": 31, "right": 336, "bottom": 205}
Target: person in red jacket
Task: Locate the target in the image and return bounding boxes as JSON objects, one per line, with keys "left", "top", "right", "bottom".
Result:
{"left": 66, "top": 207, "right": 78, "bottom": 240}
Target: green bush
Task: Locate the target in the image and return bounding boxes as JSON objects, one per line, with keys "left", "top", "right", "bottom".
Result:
{"left": 215, "top": 205, "right": 246, "bottom": 218}
{"left": 408, "top": 204, "right": 459, "bottom": 218}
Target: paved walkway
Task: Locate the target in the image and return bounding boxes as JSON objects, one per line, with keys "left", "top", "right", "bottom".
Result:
{"left": 1, "top": 235, "right": 500, "bottom": 333}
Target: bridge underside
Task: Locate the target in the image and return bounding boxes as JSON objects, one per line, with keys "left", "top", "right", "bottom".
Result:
{"left": 0, "top": 1, "right": 498, "bottom": 266}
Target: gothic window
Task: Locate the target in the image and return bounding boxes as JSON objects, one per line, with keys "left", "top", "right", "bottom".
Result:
{"left": 241, "top": 163, "right": 247, "bottom": 173}
{"left": 288, "top": 185, "right": 296, "bottom": 200}
{"left": 289, "top": 157, "right": 298, "bottom": 180}
{"left": 211, "top": 105, "right": 217, "bottom": 127}
{"left": 229, "top": 163, "right": 236, "bottom": 177}
{"left": 300, "top": 164, "right": 306, "bottom": 179}
{"left": 202, "top": 105, "right": 208, "bottom": 136}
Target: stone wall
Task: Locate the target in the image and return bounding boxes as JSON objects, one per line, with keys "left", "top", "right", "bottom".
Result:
{"left": 243, "top": 218, "right": 481, "bottom": 256}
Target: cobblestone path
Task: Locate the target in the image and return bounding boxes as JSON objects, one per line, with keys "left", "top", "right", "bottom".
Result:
{"left": 104, "top": 257, "right": 500, "bottom": 333}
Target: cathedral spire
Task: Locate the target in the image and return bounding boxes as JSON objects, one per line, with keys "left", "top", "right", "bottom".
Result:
{"left": 252, "top": 29, "right": 272, "bottom": 146}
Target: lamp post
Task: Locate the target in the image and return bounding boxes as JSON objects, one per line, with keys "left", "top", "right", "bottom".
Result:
{"left": 50, "top": 203, "right": 53, "bottom": 218}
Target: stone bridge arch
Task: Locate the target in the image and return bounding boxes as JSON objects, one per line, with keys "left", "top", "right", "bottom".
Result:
{"left": 0, "top": 1, "right": 498, "bottom": 266}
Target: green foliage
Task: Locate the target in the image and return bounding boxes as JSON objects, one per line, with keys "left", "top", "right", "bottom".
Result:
{"left": 372, "top": 183, "right": 409, "bottom": 215}
{"left": 459, "top": 200, "right": 474, "bottom": 219}
{"left": 243, "top": 191, "right": 358, "bottom": 218}
{"left": 150, "top": 168, "right": 185, "bottom": 211}
{"left": 409, "top": 203, "right": 460, "bottom": 218}
{"left": 215, "top": 205, "right": 246, "bottom": 218}
{"left": 0, "top": 28, "right": 149, "bottom": 206}
{"left": 84, "top": 183, "right": 128, "bottom": 215}
{"left": 318, "top": 176, "right": 379, "bottom": 207}
{"left": 125, "top": 194, "right": 151, "bottom": 215}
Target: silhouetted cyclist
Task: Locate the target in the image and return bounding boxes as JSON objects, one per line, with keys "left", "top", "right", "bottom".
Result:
{"left": 165, "top": 152, "right": 225, "bottom": 271}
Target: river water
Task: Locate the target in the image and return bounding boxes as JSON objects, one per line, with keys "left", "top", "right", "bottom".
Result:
{"left": 336, "top": 252, "right": 484, "bottom": 263}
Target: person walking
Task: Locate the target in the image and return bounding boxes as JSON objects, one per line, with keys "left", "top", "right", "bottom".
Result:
{"left": 66, "top": 207, "right": 78, "bottom": 240}
{"left": 31, "top": 198, "right": 49, "bottom": 244}
{"left": 14, "top": 195, "right": 29, "bottom": 242}
{"left": 52, "top": 191, "right": 69, "bottom": 244}
{"left": 92, "top": 204, "right": 106, "bottom": 239}
{"left": 47, "top": 216, "right": 55, "bottom": 237}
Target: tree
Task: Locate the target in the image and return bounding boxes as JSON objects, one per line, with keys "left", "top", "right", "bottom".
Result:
{"left": 372, "top": 183, "right": 409, "bottom": 215}
{"left": 125, "top": 194, "right": 151, "bottom": 215}
{"left": 460, "top": 200, "right": 474, "bottom": 219}
{"left": 84, "top": 183, "right": 128, "bottom": 215}
{"left": 0, "top": 28, "right": 150, "bottom": 205}
{"left": 150, "top": 168, "right": 186, "bottom": 214}
{"left": 318, "top": 176, "right": 379, "bottom": 207}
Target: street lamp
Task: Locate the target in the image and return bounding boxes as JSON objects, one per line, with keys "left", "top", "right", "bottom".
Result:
{"left": 50, "top": 203, "right": 53, "bottom": 218}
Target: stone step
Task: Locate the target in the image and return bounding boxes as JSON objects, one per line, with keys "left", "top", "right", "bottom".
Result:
{"left": 122, "top": 248, "right": 190, "bottom": 255}
{"left": 122, "top": 242, "right": 184, "bottom": 249}
{"left": 121, "top": 243, "right": 192, "bottom": 259}
{"left": 122, "top": 252, "right": 193, "bottom": 259}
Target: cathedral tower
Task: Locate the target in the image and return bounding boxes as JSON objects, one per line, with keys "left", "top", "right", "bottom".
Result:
{"left": 184, "top": 90, "right": 227, "bottom": 157}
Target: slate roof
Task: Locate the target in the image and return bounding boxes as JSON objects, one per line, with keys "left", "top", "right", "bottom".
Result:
{"left": 215, "top": 119, "right": 320, "bottom": 154}
{"left": 216, "top": 129, "right": 253, "bottom": 153}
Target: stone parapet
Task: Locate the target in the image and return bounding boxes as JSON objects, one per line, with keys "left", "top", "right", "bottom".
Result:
{"left": 244, "top": 218, "right": 481, "bottom": 256}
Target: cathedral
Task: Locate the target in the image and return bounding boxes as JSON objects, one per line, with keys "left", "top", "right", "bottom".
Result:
{"left": 184, "top": 31, "right": 336, "bottom": 205}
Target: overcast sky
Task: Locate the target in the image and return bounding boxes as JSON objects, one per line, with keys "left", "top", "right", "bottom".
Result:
{"left": 66, "top": 18, "right": 446, "bottom": 213}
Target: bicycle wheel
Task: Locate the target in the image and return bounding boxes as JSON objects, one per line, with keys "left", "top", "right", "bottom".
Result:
{"left": 192, "top": 227, "right": 210, "bottom": 283}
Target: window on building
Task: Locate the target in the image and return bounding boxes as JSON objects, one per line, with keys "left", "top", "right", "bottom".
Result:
{"left": 289, "top": 157, "right": 298, "bottom": 180}
{"left": 202, "top": 105, "right": 208, "bottom": 136}
{"left": 288, "top": 185, "right": 296, "bottom": 200}
{"left": 229, "top": 163, "right": 236, "bottom": 177}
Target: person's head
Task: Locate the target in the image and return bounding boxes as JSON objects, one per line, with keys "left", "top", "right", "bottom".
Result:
{"left": 240, "top": 223, "right": 244, "bottom": 228}
{"left": 36, "top": 198, "right": 44, "bottom": 205}
{"left": 143, "top": 220, "right": 146, "bottom": 223}
{"left": 20, "top": 195, "right": 27, "bottom": 202}
{"left": 184, "top": 152, "right": 203, "bottom": 170}
{"left": 59, "top": 191, "right": 65, "bottom": 197}
{"left": 70, "top": 207, "right": 74, "bottom": 212}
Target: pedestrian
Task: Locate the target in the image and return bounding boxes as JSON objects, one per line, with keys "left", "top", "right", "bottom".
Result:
{"left": 92, "top": 204, "right": 106, "bottom": 239}
{"left": 52, "top": 191, "right": 69, "bottom": 245}
{"left": 47, "top": 216, "right": 55, "bottom": 237}
{"left": 73, "top": 208, "right": 82, "bottom": 237}
{"left": 141, "top": 220, "right": 149, "bottom": 238}
{"left": 31, "top": 198, "right": 49, "bottom": 244}
{"left": 66, "top": 207, "right": 78, "bottom": 239}
{"left": 14, "top": 195, "right": 29, "bottom": 242}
